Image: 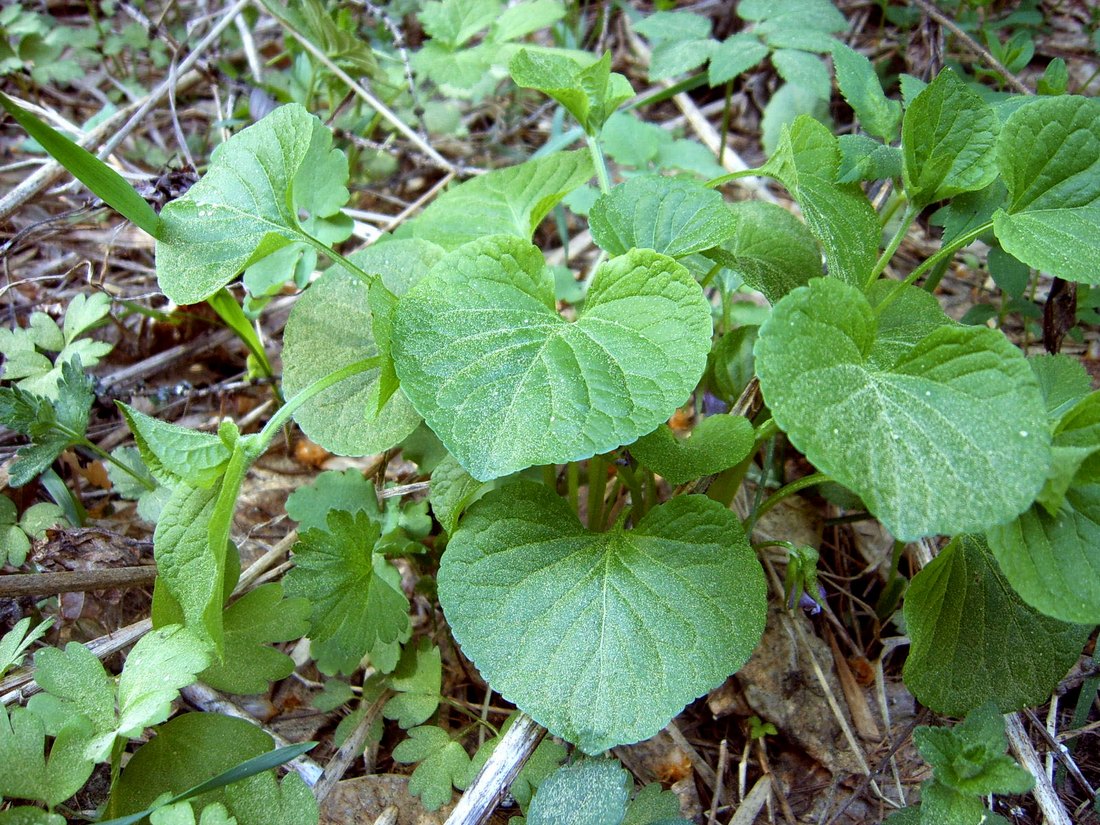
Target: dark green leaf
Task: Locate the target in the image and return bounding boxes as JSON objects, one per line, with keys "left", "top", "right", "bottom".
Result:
{"left": 391, "top": 725, "right": 470, "bottom": 811}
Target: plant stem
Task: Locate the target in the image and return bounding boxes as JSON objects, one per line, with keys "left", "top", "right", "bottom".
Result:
{"left": 874, "top": 220, "right": 994, "bottom": 316}
{"left": 66, "top": 433, "right": 156, "bottom": 492}
{"left": 542, "top": 464, "right": 558, "bottom": 491}
{"left": 705, "top": 167, "right": 767, "bottom": 189}
{"left": 586, "top": 132, "right": 612, "bottom": 195}
{"left": 301, "top": 234, "right": 376, "bottom": 287}
{"left": 866, "top": 203, "right": 918, "bottom": 289}
{"left": 744, "top": 472, "right": 831, "bottom": 534}
{"left": 587, "top": 454, "right": 605, "bottom": 530}
{"left": 567, "top": 461, "right": 580, "bottom": 514}
{"left": 256, "top": 357, "right": 381, "bottom": 450}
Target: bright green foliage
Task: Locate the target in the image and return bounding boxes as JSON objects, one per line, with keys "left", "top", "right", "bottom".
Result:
{"left": 439, "top": 483, "right": 766, "bottom": 753}
{"left": 285, "top": 469, "right": 378, "bottom": 532}
{"left": 987, "top": 390, "right": 1100, "bottom": 624}
{"left": 429, "top": 453, "right": 489, "bottom": 535}
{"left": 464, "top": 715, "right": 566, "bottom": 811}
{"left": 1030, "top": 354, "right": 1092, "bottom": 422}
{"left": 510, "top": 50, "right": 633, "bottom": 136}
{"left": 393, "top": 236, "right": 713, "bottom": 481}
{"left": 383, "top": 639, "right": 442, "bottom": 729}
{"left": 150, "top": 802, "right": 237, "bottom": 825}
{"left": 106, "top": 446, "right": 166, "bottom": 523}
{"left": 32, "top": 625, "right": 209, "bottom": 762}
{"left": 992, "top": 95, "right": 1100, "bottom": 284}
{"left": 0, "top": 359, "right": 93, "bottom": 487}
{"left": 902, "top": 70, "right": 999, "bottom": 208}
{"left": 772, "top": 49, "right": 831, "bottom": 102}
{"left": 831, "top": 42, "right": 901, "bottom": 141}
{"left": 760, "top": 117, "right": 879, "bottom": 287}
{"left": 708, "top": 200, "right": 822, "bottom": 304}
{"left": 588, "top": 176, "right": 736, "bottom": 258}
{"left": 117, "top": 403, "right": 231, "bottom": 488}
{"left": 902, "top": 536, "right": 1090, "bottom": 715}
{"left": 527, "top": 758, "right": 629, "bottom": 825}
{"left": 391, "top": 725, "right": 471, "bottom": 811}
{"left": 738, "top": 0, "right": 846, "bottom": 35}
{"left": 0, "top": 704, "right": 94, "bottom": 808}
{"left": 629, "top": 415, "right": 755, "bottom": 485}
{"left": 0, "top": 618, "right": 51, "bottom": 681}
{"left": 407, "top": 151, "right": 593, "bottom": 250}
{"left": 0, "top": 497, "right": 65, "bottom": 567}
{"left": 283, "top": 510, "right": 410, "bottom": 675}
{"left": 755, "top": 278, "right": 1050, "bottom": 540}
{"left": 281, "top": 267, "right": 422, "bottom": 456}
{"left": 599, "top": 112, "right": 726, "bottom": 181}
{"left": 413, "top": 0, "right": 565, "bottom": 99}
{"left": 633, "top": 12, "right": 716, "bottom": 82}
{"left": 708, "top": 34, "right": 770, "bottom": 86}
{"left": 197, "top": 584, "right": 310, "bottom": 695}
{"left": 711, "top": 326, "right": 757, "bottom": 402}
{"left": 156, "top": 104, "right": 348, "bottom": 305}
{"left": 0, "top": 292, "right": 112, "bottom": 399}
{"left": 0, "top": 807, "right": 66, "bottom": 825}
{"left": 889, "top": 704, "right": 1033, "bottom": 825}
{"left": 836, "top": 135, "right": 902, "bottom": 183}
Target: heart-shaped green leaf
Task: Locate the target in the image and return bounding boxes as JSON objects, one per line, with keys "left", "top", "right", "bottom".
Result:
{"left": 439, "top": 483, "right": 766, "bottom": 754}
{"left": 630, "top": 415, "right": 755, "bottom": 485}
{"left": 901, "top": 69, "right": 998, "bottom": 208}
{"left": 903, "top": 535, "right": 1089, "bottom": 715}
{"left": 393, "top": 235, "right": 713, "bottom": 481}
{"left": 992, "top": 95, "right": 1100, "bottom": 284}
{"left": 755, "top": 278, "right": 1050, "bottom": 540}
{"left": 157, "top": 104, "right": 348, "bottom": 305}
{"left": 588, "top": 176, "right": 736, "bottom": 258}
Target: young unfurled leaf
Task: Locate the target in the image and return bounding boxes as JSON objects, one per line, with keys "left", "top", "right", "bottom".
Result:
{"left": 383, "top": 639, "right": 442, "bottom": 729}
{"left": 0, "top": 617, "right": 52, "bottom": 681}
{"left": 391, "top": 725, "right": 471, "bottom": 811}
{"left": 755, "top": 278, "right": 1049, "bottom": 540}
{"left": 588, "top": 176, "right": 736, "bottom": 258}
{"left": 901, "top": 70, "right": 999, "bottom": 208}
{"left": 0, "top": 292, "right": 113, "bottom": 399}
{"left": 32, "top": 625, "right": 209, "bottom": 762}
{"left": 992, "top": 95, "right": 1100, "bottom": 284}
{"left": 439, "top": 483, "right": 766, "bottom": 753}
{"left": 0, "top": 358, "right": 93, "bottom": 487}
{"left": 705, "top": 200, "right": 822, "bottom": 304}
{"left": 116, "top": 403, "right": 230, "bottom": 488}
{"left": 831, "top": 42, "right": 901, "bottom": 141}
{"left": 509, "top": 49, "right": 633, "bottom": 135}
{"left": 429, "top": 453, "right": 489, "bottom": 536}
{"left": 283, "top": 510, "right": 410, "bottom": 675}
{"left": 393, "top": 235, "right": 713, "bottom": 481}
{"left": 630, "top": 415, "right": 754, "bottom": 485}
{"left": 0, "top": 704, "right": 94, "bottom": 808}
{"left": 760, "top": 117, "right": 879, "bottom": 287}
{"left": 902, "top": 535, "right": 1089, "bottom": 715}
{"left": 913, "top": 703, "right": 1034, "bottom": 797}
{"left": 406, "top": 151, "right": 593, "bottom": 250}
{"left": 281, "top": 267, "right": 422, "bottom": 457}
{"left": 196, "top": 584, "right": 310, "bottom": 695}
{"left": 156, "top": 104, "right": 349, "bottom": 305}
{"left": 527, "top": 758, "right": 630, "bottom": 825}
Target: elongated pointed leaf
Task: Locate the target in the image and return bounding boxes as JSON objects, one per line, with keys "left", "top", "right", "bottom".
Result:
{"left": 755, "top": 278, "right": 1050, "bottom": 540}
{"left": 831, "top": 43, "right": 900, "bottom": 141}
{"left": 439, "top": 483, "right": 766, "bottom": 753}
{"left": 156, "top": 104, "right": 348, "bottom": 304}
{"left": 117, "top": 403, "right": 231, "bottom": 488}
{"left": 991, "top": 95, "right": 1100, "bottom": 284}
{"left": 393, "top": 235, "right": 713, "bottom": 480}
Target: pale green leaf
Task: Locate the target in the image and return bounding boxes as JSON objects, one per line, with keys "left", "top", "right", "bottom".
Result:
{"left": 902, "top": 535, "right": 1089, "bottom": 715}
{"left": 0, "top": 617, "right": 51, "bottom": 681}
{"left": 393, "top": 236, "right": 713, "bottom": 481}
{"left": 383, "top": 639, "right": 442, "bottom": 729}
{"left": 761, "top": 116, "right": 879, "bottom": 286}
{"left": 150, "top": 801, "right": 237, "bottom": 825}
{"left": 0, "top": 808, "right": 66, "bottom": 825}
{"left": 284, "top": 468, "right": 379, "bottom": 532}
{"left": 630, "top": 415, "right": 754, "bottom": 485}
{"left": 837, "top": 135, "right": 902, "bottom": 183}
{"left": 156, "top": 104, "right": 349, "bottom": 304}
{"left": 419, "top": 0, "right": 498, "bottom": 47}
{"left": 491, "top": 0, "right": 565, "bottom": 42}
{"left": 648, "top": 40, "right": 714, "bottom": 83}
{"left": 283, "top": 510, "right": 410, "bottom": 676}
{"left": 831, "top": 42, "right": 901, "bottom": 141}
{"left": 634, "top": 11, "right": 711, "bottom": 43}
{"left": 438, "top": 483, "right": 766, "bottom": 753}
{"left": 901, "top": 70, "right": 999, "bottom": 207}
{"left": 429, "top": 453, "right": 489, "bottom": 535}
{"left": 588, "top": 176, "right": 736, "bottom": 258}
{"left": 634, "top": 13, "right": 714, "bottom": 82}
{"left": 62, "top": 292, "right": 112, "bottom": 343}
{"left": 708, "top": 34, "right": 768, "bottom": 86}
{"left": 709, "top": 200, "right": 822, "bottom": 303}
{"left": 527, "top": 759, "right": 629, "bottom": 825}
{"left": 116, "top": 403, "right": 231, "bottom": 488}
{"left": 509, "top": 50, "right": 632, "bottom": 134}
{"left": 992, "top": 96, "right": 1100, "bottom": 284}
{"left": 281, "top": 267, "right": 421, "bottom": 456}
{"left": 408, "top": 150, "right": 593, "bottom": 250}
{"left": 755, "top": 278, "right": 1050, "bottom": 540}
{"left": 739, "top": 0, "right": 846, "bottom": 33}
{"left": 391, "top": 725, "right": 470, "bottom": 811}
{"left": 771, "top": 49, "right": 831, "bottom": 102}
{"left": 199, "top": 584, "right": 310, "bottom": 694}
{"left": 33, "top": 642, "right": 115, "bottom": 737}
{"left": 0, "top": 705, "right": 94, "bottom": 807}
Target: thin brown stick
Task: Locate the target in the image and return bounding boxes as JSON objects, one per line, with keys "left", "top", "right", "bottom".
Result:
{"left": 0, "top": 565, "right": 157, "bottom": 598}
